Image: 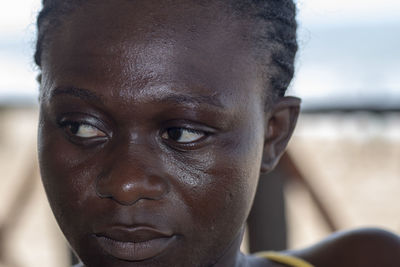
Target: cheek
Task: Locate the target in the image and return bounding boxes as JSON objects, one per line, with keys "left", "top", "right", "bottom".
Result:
{"left": 210, "top": 135, "right": 263, "bottom": 222}
{"left": 38, "top": 114, "right": 99, "bottom": 231}
{"left": 168, "top": 123, "right": 264, "bottom": 238}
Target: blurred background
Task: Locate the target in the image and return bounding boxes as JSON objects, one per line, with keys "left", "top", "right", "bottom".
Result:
{"left": 0, "top": 0, "right": 399, "bottom": 266}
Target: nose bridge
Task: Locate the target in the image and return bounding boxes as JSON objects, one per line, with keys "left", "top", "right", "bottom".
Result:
{"left": 95, "top": 142, "right": 169, "bottom": 205}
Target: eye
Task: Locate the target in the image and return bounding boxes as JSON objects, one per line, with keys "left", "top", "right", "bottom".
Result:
{"left": 161, "top": 127, "right": 206, "bottom": 143}
{"left": 63, "top": 122, "right": 106, "bottom": 138}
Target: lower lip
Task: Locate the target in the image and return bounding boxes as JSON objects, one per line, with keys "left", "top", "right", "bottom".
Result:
{"left": 95, "top": 235, "right": 176, "bottom": 261}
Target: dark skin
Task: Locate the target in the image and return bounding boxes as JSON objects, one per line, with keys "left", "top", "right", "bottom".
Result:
{"left": 37, "top": 1, "right": 400, "bottom": 266}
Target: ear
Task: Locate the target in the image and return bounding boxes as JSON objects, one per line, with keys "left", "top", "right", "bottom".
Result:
{"left": 260, "top": 96, "right": 300, "bottom": 173}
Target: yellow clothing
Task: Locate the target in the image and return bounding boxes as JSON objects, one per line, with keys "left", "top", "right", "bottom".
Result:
{"left": 256, "top": 251, "right": 314, "bottom": 267}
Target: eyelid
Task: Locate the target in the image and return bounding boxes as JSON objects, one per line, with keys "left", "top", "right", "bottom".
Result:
{"left": 57, "top": 113, "right": 112, "bottom": 148}
{"left": 161, "top": 119, "right": 217, "bottom": 133}
{"left": 58, "top": 114, "right": 111, "bottom": 136}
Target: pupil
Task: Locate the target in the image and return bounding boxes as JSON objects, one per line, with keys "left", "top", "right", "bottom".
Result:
{"left": 167, "top": 128, "right": 183, "bottom": 140}
{"left": 68, "top": 123, "right": 80, "bottom": 134}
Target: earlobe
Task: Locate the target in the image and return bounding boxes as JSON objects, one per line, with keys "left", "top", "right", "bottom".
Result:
{"left": 260, "top": 96, "right": 300, "bottom": 173}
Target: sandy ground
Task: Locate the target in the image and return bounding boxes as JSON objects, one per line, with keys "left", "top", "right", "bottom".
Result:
{"left": 0, "top": 107, "right": 399, "bottom": 266}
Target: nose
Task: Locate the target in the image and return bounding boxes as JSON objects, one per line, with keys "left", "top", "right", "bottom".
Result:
{"left": 95, "top": 149, "right": 169, "bottom": 206}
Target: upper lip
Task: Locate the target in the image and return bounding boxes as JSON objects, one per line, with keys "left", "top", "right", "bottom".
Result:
{"left": 94, "top": 225, "right": 174, "bottom": 243}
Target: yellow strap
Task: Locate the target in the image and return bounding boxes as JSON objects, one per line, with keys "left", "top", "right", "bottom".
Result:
{"left": 255, "top": 251, "right": 314, "bottom": 267}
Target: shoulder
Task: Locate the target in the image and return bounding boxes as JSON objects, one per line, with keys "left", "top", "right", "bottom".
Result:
{"left": 291, "top": 228, "right": 400, "bottom": 267}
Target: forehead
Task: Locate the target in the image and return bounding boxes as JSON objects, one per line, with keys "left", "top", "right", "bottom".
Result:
{"left": 42, "top": 0, "right": 263, "bottom": 103}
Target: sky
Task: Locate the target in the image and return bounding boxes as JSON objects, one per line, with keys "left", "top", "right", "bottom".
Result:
{"left": 0, "top": 0, "right": 399, "bottom": 108}
{"left": 297, "top": 0, "right": 400, "bottom": 26}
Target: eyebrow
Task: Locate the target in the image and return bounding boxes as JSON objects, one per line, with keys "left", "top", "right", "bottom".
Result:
{"left": 50, "top": 86, "right": 103, "bottom": 103}
{"left": 49, "top": 86, "right": 224, "bottom": 109}
{"left": 157, "top": 93, "right": 224, "bottom": 109}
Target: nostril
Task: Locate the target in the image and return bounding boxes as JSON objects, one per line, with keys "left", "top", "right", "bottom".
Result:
{"left": 95, "top": 171, "right": 170, "bottom": 206}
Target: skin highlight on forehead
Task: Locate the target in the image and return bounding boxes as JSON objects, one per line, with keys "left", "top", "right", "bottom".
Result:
{"left": 40, "top": 0, "right": 266, "bottom": 113}
{"left": 36, "top": 0, "right": 298, "bottom": 103}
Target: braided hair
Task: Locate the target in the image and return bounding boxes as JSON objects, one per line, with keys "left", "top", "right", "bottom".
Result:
{"left": 34, "top": 0, "right": 297, "bottom": 99}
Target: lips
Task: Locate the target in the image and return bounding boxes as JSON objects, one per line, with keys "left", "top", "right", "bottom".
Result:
{"left": 94, "top": 225, "right": 176, "bottom": 261}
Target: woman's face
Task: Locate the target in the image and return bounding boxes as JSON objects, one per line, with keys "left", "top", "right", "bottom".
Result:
{"left": 38, "top": 1, "right": 268, "bottom": 266}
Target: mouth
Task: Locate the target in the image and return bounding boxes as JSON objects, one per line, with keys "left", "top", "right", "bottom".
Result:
{"left": 94, "top": 226, "right": 177, "bottom": 261}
